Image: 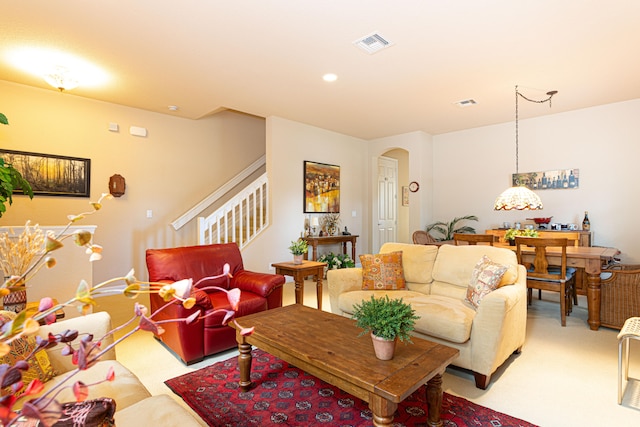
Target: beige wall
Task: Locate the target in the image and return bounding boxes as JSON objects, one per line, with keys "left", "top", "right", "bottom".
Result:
{"left": 4, "top": 77, "right": 640, "bottom": 320}
{"left": 242, "top": 117, "right": 368, "bottom": 273}
{"left": 0, "top": 80, "right": 266, "bottom": 315}
{"left": 432, "top": 99, "right": 640, "bottom": 262}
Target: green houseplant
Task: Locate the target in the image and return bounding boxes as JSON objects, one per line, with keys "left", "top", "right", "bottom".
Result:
{"left": 288, "top": 239, "right": 308, "bottom": 264}
{"left": 426, "top": 215, "right": 478, "bottom": 241}
{"left": 0, "top": 113, "right": 34, "bottom": 217}
{"left": 351, "top": 295, "right": 419, "bottom": 360}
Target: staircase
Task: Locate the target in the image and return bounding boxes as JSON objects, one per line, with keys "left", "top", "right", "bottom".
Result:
{"left": 171, "top": 156, "right": 269, "bottom": 249}
{"left": 197, "top": 173, "right": 268, "bottom": 249}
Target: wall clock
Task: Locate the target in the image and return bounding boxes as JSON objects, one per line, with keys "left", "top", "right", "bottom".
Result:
{"left": 409, "top": 181, "right": 420, "bottom": 192}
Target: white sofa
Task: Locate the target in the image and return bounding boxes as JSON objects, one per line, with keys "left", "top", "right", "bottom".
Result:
{"left": 327, "top": 242, "right": 527, "bottom": 389}
{"left": 17, "top": 311, "right": 202, "bottom": 426}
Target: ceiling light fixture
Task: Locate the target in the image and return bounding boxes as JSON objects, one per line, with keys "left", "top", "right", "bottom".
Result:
{"left": 323, "top": 73, "right": 338, "bottom": 82}
{"left": 494, "top": 85, "right": 557, "bottom": 211}
{"left": 43, "top": 65, "right": 79, "bottom": 92}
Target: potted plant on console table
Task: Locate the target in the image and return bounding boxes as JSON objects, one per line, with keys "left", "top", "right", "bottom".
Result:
{"left": 351, "top": 295, "right": 419, "bottom": 360}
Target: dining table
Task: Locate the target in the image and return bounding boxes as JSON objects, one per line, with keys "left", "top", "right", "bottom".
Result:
{"left": 495, "top": 242, "right": 620, "bottom": 330}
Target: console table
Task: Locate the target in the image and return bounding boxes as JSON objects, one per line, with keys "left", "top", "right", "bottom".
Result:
{"left": 302, "top": 235, "right": 359, "bottom": 261}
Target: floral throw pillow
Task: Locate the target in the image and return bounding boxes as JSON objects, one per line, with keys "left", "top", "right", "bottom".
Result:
{"left": 465, "top": 255, "right": 508, "bottom": 309}
{"left": 360, "top": 251, "right": 406, "bottom": 290}
{"left": 0, "top": 311, "right": 55, "bottom": 398}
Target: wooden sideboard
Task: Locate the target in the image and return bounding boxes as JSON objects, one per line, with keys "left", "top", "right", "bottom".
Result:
{"left": 486, "top": 229, "right": 592, "bottom": 247}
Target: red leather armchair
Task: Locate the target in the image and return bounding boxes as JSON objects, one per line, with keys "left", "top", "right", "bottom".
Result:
{"left": 146, "top": 243, "right": 285, "bottom": 364}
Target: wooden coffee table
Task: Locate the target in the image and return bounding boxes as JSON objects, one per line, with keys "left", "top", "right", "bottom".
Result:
{"left": 231, "top": 304, "right": 459, "bottom": 427}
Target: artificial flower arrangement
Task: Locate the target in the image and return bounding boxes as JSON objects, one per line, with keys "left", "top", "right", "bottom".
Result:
{"left": 317, "top": 252, "right": 355, "bottom": 270}
{"left": 0, "top": 193, "right": 254, "bottom": 426}
{"left": 504, "top": 228, "right": 539, "bottom": 244}
{"left": 320, "top": 213, "right": 340, "bottom": 236}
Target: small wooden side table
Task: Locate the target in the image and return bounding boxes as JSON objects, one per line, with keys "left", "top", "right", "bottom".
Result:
{"left": 272, "top": 261, "right": 327, "bottom": 310}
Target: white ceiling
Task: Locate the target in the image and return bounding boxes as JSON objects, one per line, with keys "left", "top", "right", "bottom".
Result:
{"left": 2, "top": 1, "right": 639, "bottom": 140}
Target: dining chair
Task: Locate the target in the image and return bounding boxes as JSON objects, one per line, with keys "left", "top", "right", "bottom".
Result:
{"left": 453, "top": 233, "right": 496, "bottom": 246}
{"left": 515, "top": 236, "right": 577, "bottom": 326}
{"left": 412, "top": 230, "right": 437, "bottom": 245}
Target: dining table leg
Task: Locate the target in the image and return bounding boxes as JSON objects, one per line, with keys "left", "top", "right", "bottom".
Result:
{"left": 585, "top": 259, "right": 602, "bottom": 331}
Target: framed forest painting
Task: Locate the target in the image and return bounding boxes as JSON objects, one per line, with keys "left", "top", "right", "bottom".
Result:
{"left": 0, "top": 149, "right": 91, "bottom": 197}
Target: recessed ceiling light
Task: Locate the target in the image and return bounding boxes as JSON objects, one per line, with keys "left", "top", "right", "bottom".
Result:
{"left": 323, "top": 73, "right": 338, "bottom": 82}
{"left": 168, "top": 105, "right": 179, "bottom": 111}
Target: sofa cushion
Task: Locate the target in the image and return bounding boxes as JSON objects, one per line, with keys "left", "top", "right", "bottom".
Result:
{"left": 380, "top": 243, "right": 437, "bottom": 284}
{"left": 15, "top": 360, "right": 152, "bottom": 413}
{"left": 465, "top": 255, "right": 508, "bottom": 309}
{"left": 338, "top": 290, "right": 475, "bottom": 344}
{"left": 360, "top": 251, "right": 405, "bottom": 290}
{"left": 432, "top": 245, "right": 519, "bottom": 291}
{"left": 115, "top": 394, "right": 201, "bottom": 426}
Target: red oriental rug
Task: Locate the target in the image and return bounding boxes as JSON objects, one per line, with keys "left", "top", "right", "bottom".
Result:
{"left": 165, "top": 349, "right": 537, "bottom": 427}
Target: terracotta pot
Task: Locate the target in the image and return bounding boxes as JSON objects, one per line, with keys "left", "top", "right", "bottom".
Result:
{"left": 371, "top": 333, "right": 397, "bottom": 360}
{"left": 293, "top": 254, "right": 304, "bottom": 265}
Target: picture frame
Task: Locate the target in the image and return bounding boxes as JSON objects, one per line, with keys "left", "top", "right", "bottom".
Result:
{"left": 303, "top": 160, "right": 340, "bottom": 213}
{"left": 402, "top": 186, "right": 409, "bottom": 206}
{"left": 512, "top": 168, "right": 579, "bottom": 191}
{"left": 0, "top": 149, "right": 91, "bottom": 197}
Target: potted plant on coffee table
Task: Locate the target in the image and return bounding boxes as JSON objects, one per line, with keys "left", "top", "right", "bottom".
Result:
{"left": 288, "top": 239, "right": 308, "bottom": 264}
{"left": 351, "top": 295, "right": 419, "bottom": 360}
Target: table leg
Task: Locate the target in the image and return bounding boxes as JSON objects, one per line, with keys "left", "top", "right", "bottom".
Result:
{"left": 238, "top": 340, "right": 253, "bottom": 392}
{"left": 369, "top": 394, "right": 397, "bottom": 427}
{"left": 586, "top": 271, "right": 602, "bottom": 331}
{"left": 315, "top": 270, "right": 323, "bottom": 310}
{"left": 294, "top": 275, "right": 304, "bottom": 306}
{"left": 351, "top": 238, "right": 356, "bottom": 261}
{"left": 426, "top": 373, "right": 444, "bottom": 427}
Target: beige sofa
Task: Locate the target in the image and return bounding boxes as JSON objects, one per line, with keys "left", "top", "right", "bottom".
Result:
{"left": 17, "top": 311, "right": 202, "bottom": 426}
{"left": 327, "top": 242, "right": 527, "bottom": 389}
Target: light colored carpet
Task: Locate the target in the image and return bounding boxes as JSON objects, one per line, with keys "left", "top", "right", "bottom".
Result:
{"left": 113, "top": 279, "right": 640, "bottom": 426}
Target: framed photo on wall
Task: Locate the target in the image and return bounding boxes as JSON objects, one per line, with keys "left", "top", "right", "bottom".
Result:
{"left": 303, "top": 160, "right": 340, "bottom": 213}
{"left": 0, "top": 149, "right": 91, "bottom": 197}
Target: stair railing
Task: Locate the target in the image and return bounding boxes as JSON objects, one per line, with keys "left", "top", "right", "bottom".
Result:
{"left": 197, "top": 173, "right": 268, "bottom": 249}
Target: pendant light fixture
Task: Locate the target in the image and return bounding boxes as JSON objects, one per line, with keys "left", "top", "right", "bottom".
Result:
{"left": 493, "top": 85, "right": 557, "bottom": 211}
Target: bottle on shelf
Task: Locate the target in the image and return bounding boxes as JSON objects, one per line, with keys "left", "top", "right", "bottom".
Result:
{"left": 582, "top": 211, "right": 590, "bottom": 231}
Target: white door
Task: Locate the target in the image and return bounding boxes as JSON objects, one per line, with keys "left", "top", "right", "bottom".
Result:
{"left": 374, "top": 156, "right": 397, "bottom": 252}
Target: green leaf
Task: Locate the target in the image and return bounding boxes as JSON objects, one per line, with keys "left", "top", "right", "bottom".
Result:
{"left": 0, "top": 113, "right": 8, "bottom": 125}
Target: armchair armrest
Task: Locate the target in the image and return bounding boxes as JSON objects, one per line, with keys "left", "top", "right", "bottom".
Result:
{"left": 470, "top": 265, "right": 527, "bottom": 374}
{"left": 233, "top": 270, "right": 285, "bottom": 299}
{"left": 37, "top": 311, "right": 116, "bottom": 374}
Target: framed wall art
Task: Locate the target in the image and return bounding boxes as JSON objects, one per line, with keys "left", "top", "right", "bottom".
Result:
{"left": 512, "top": 168, "right": 579, "bottom": 190}
{"left": 303, "top": 160, "right": 340, "bottom": 213}
{"left": 402, "top": 186, "right": 409, "bottom": 206}
{"left": 0, "top": 149, "right": 91, "bottom": 197}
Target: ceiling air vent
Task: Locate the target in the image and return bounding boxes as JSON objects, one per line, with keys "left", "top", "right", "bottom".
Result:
{"left": 353, "top": 32, "right": 394, "bottom": 54}
{"left": 453, "top": 99, "right": 478, "bottom": 107}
